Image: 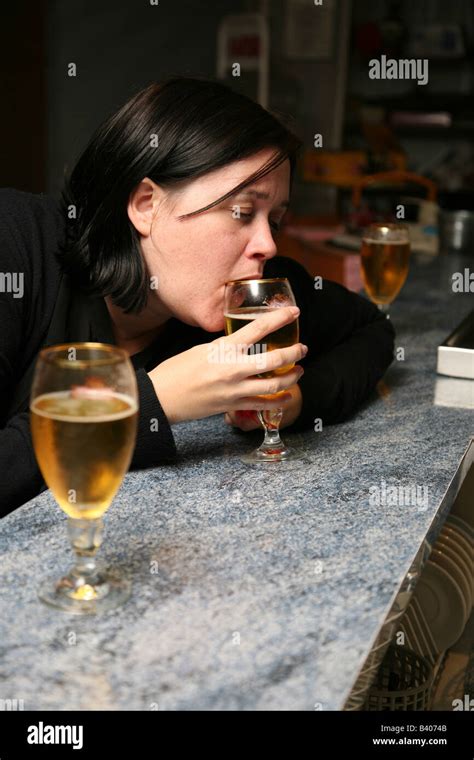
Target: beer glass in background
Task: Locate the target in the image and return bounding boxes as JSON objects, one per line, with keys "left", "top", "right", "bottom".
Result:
{"left": 360, "top": 223, "right": 411, "bottom": 316}
{"left": 224, "top": 278, "right": 300, "bottom": 464}
{"left": 30, "top": 343, "right": 138, "bottom": 614}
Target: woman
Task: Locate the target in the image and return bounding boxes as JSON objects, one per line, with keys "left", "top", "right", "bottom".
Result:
{"left": 0, "top": 76, "right": 394, "bottom": 516}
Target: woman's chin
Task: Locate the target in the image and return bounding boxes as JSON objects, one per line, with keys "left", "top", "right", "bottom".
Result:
{"left": 200, "top": 314, "right": 225, "bottom": 333}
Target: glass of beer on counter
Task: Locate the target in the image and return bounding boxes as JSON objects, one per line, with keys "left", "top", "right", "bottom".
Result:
{"left": 360, "top": 223, "right": 411, "bottom": 315}
{"left": 30, "top": 343, "right": 138, "bottom": 614}
{"left": 224, "top": 277, "right": 300, "bottom": 464}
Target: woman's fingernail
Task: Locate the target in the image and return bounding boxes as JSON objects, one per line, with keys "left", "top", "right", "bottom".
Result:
{"left": 290, "top": 307, "right": 300, "bottom": 316}
{"left": 302, "top": 344, "right": 308, "bottom": 354}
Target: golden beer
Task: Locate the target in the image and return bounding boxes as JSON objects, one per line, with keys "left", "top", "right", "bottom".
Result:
{"left": 360, "top": 239, "right": 410, "bottom": 305}
{"left": 224, "top": 306, "right": 300, "bottom": 377}
{"left": 31, "top": 391, "right": 138, "bottom": 520}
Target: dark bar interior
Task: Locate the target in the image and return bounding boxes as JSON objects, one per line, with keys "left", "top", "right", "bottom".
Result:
{"left": 0, "top": 0, "right": 473, "bottom": 738}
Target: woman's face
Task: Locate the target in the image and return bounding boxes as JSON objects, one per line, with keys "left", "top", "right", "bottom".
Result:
{"left": 130, "top": 148, "right": 291, "bottom": 333}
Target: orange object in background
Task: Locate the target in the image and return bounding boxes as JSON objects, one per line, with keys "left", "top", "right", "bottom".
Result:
{"left": 278, "top": 230, "right": 363, "bottom": 293}
{"left": 351, "top": 170, "right": 438, "bottom": 209}
{"left": 302, "top": 150, "right": 406, "bottom": 187}
{"left": 347, "top": 169, "right": 438, "bottom": 234}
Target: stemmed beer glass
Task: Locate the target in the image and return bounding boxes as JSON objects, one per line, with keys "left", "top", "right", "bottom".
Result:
{"left": 224, "top": 278, "right": 300, "bottom": 464}
{"left": 360, "top": 223, "right": 411, "bottom": 317}
{"left": 30, "top": 343, "right": 138, "bottom": 614}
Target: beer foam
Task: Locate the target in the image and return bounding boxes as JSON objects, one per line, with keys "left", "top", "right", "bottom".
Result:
{"left": 31, "top": 391, "right": 138, "bottom": 422}
{"left": 225, "top": 313, "right": 263, "bottom": 321}
{"left": 225, "top": 307, "right": 280, "bottom": 320}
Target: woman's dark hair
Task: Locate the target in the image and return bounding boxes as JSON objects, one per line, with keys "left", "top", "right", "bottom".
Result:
{"left": 59, "top": 76, "right": 303, "bottom": 313}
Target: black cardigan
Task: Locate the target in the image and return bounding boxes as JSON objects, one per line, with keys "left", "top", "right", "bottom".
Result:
{"left": 0, "top": 188, "right": 395, "bottom": 516}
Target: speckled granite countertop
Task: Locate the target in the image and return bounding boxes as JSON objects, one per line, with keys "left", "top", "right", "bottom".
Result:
{"left": 1, "top": 253, "right": 473, "bottom": 711}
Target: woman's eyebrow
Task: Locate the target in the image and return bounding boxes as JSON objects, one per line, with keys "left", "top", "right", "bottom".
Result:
{"left": 234, "top": 189, "right": 290, "bottom": 208}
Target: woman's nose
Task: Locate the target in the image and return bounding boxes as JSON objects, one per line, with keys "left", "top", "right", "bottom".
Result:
{"left": 246, "top": 221, "right": 278, "bottom": 259}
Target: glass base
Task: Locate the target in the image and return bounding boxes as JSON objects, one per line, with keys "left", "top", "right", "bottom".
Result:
{"left": 240, "top": 444, "right": 300, "bottom": 464}
{"left": 38, "top": 567, "right": 131, "bottom": 615}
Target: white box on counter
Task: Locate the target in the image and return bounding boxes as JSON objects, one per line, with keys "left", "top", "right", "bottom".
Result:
{"left": 437, "top": 310, "right": 474, "bottom": 380}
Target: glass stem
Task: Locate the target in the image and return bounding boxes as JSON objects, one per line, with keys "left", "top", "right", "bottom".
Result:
{"left": 66, "top": 517, "right": 104, "bottom": 587}
{"left": 258, "top": 408, "right": 284, "bottom": 447}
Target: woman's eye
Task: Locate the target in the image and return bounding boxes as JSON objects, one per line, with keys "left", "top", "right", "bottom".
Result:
{"left": 234, "top": 211, "right": 281, "bottom": 233}
{"left": 230, "top": 206, "right": 253, "bottom": 221}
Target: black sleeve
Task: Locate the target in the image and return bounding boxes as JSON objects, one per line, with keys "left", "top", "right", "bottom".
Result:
{"left": 0, "top": 371, "right": 177, "bottom": 518}
{"left": 0, "top": 190, "right": 177, "bottom": 518}
{"left": 0, "top": 415, "right": 49, "bottom": 515}
{"left": 269, "top": 256, "right": 396, "bottom": 431}
{"left": 132, "top": 370, "right": 177, "bottom": 468}
{"left": 0, "top": 190, "right": 44, "bottom": 515}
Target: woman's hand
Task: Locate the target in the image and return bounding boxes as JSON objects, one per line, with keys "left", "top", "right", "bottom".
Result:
{"left": 224, "top": 383, "right": 303, "bottom": 431}
{"left": 148, "top": 306, "right": 307, "bottom": 425}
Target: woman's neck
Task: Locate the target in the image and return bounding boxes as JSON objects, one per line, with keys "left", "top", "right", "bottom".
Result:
{"left": 104, "top": 296, "right": 170, "bottom": 356}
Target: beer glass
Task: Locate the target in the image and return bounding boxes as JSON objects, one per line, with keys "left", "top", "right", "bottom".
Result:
{"left": 224, "top": 278, "right": 300, "bottom": 464}
{"left": 30, "top": 343, "right": 138, "bottom": 614}
{"left": 360, "top": 223, "right": 410, "bottom": 315}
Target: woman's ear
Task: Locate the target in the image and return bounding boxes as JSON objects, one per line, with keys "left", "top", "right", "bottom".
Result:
{"left": 127, "top": 178, "right": 163, "bottom": 236}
